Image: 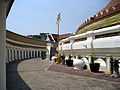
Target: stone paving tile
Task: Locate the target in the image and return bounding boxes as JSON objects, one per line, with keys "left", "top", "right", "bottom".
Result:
{"left": 48, "top": 64, "right": 120, "bottom": 82}
{"left": 7, "top": 59, "right": 120, "bottom": 90}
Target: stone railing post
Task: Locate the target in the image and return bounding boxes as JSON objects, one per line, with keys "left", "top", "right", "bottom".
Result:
{"left": 105, "top": 56, "right": 111, "bottom": 74}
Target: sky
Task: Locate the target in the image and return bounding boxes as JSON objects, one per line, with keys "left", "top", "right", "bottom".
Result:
{"left": 6, "top": 0, "right": 110, "bottom": 36}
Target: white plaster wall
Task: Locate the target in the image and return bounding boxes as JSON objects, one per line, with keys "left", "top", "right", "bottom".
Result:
{"left": 72, "top": 41, "right": 87, "bottom": 49}
{"left": 93, "top": 36, "right": 120, "bottom": 48}
{"left": 62, "top": 43, "right": 71, "bottom": 50}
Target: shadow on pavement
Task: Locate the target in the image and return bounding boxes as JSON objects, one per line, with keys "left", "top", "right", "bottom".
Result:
{"left": 6, "top": 61, "right": 31, "bottom": 90}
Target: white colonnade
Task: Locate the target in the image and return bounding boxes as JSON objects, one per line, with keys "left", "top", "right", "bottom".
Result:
{"left": 6, "top": 45, "right": 47, "bottom": 63}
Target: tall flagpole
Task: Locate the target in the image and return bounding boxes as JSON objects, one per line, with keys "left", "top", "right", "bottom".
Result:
{"left": 56, "top": 13, "right": 61, "bottom": 64}
{"left": 56, "top": 13, "right": 61, "bottom": 43}
{"left": 57, "top": 21, "right": 60, "bottom": 42}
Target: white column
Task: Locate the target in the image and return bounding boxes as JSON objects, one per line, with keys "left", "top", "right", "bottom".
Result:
{"left": 105, "top": 57, "right": 111, "bottom": 74}
{"left": 38, "top": 50, "right": 40, "bottom": 58}
{"left": 47, "top": 43, "right": 51, "bottom": 60}
{"left": 36, "top": 50, "right": 38, "bottom": 58}
{"left": 30, "top": 50, "right": 33, "bottom": 58}
{"left": 85, "top": 57, "right": 91, "bottom": 71}
{"left": 0, "top": 0, "right": 6, "bottom": 89}
{"left": 27, "top": 50, "right": 29, "bottom": 59}
{"left": 25, "top": 50, "right": 27, "bottom": 59}
{"left": 28, "top": 50, "right": 30, "bottom": 59}
{"left": 46, "top": 50, "right": 49, "bottom": 60}
{"left": 18, "top": 50, "right": 21, "bottom": 60}
{"left": 12, "top": 49, "right": 14, "bottom": 61}
{"left": 33, "top": 50, "right": 35, "bottom": 58}
{"left": 22, "top": 50, "right": 24, "bottom": 60}
{"left": 88, "top": 55, "right": 92, "bottom": 63}
{"left": 35, "top": 50, "right": 37, "bottom": 58}
{"left": 16, "top": 49, "right": 18, "bottom": 61}
{"left": 15, "top": 49, "right": 17, "bottom": 61}
{"left": 40, "top": 51, "right": 41, "bottom": 58}
{"left": 34, "top": 50, "right": 36, "bottom": 58}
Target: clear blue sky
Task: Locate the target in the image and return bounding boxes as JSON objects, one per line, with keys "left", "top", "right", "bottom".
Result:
{"left": 7, "top": 0, "right": 110, "bottom": 35}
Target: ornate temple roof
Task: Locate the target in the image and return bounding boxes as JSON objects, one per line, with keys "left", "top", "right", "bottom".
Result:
{"left": 76, "top": 0, "right": 120, "bottom": 34}
{"left": 104, "top": 0, "right": 120, "bottom": 10}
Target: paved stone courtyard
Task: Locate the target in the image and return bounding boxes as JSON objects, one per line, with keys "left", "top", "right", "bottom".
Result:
{"left": 7, "top": 59, "right": 120, "bottom": 90}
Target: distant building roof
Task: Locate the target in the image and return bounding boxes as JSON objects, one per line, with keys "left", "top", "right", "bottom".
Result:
{"left": 59, "top": 33, "right": 73, "bottom": 40}
{"left": 48, "top": 33, "right": 73, "bottom": 42}
{"left": 27, "top": 33, "right": 73, "bottom": 43}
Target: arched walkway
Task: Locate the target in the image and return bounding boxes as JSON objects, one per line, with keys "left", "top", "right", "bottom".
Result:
{"left": 95, "top": 58, "right": 106, "bottom": 72}
{"left": 81, "top": 57, "right": 90, "bottom": 70}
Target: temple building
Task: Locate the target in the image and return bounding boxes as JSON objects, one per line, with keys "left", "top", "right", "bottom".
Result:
{"left": 0, "top": 0, "right": 120, "bottom": 90}
{"left": 76, "top": 0, "right": 120, "bottom": 34}
{"left": 59, "top": 0, "right": 120, "bottom": 75}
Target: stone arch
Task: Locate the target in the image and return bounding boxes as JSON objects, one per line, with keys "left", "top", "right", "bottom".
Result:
{"left": 65, "top": 56, "right": 69, "bottom": 60}
{"left": 81, "top": 57, "right": 90, "bottom": 70}
{"left": 73, "top": 58, "right": 84, "bottom": 69}
{"left": 73, "top": 57, "right": 89, "bottom": 70}
{"left": 118, "top": 59, "right": 120, "bottom": 72}
{"left": 94, "top": 58, "right": 106, "bottom": 72}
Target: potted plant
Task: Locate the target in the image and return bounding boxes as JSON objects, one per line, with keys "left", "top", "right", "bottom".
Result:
{"left": 89, "top": 56, "right": 100, "bottom": 72}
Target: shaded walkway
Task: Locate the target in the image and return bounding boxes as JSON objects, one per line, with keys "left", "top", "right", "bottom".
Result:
{"left": 6, "top": 60, "right": 32, "bottom": 90}
{"left": 7, "top": 59, "right": 120, "bottom": 90}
